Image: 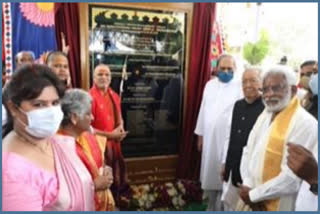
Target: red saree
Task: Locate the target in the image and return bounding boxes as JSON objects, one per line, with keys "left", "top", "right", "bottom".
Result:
{"left": 58, "top": 130, "right": 115, "bottom": 211}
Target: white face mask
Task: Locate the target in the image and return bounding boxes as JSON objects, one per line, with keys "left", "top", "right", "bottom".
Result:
{"left": 296, "top": 88, "right": 308, "bottom": 100}
{"left": 19, "top": 105, "right": 64, "bottom": 138}
{"left": 309, "top": 73, "right": 318, "bottom": 96}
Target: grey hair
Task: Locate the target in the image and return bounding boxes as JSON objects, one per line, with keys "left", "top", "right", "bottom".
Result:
{"left": 15, "top": 51, "right": 35, "bottom": 62}
{"left": 61, "top": 89, "right": 92, "bottom": 126}
{"left": 216, "top": 54, "right": 237, "bottom": 69}
{"left": 262, "top": 65, "right": 297, "bottom": 86}
{"left": 243, "top": 66, "right": 263, "bottom": 80}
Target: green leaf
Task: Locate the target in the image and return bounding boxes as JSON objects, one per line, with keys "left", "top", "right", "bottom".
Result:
{"left": 243, "top": 29, "right": 270, "bottom": 65}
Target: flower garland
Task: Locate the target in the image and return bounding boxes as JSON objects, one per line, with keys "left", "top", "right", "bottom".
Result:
{"left": 119, "top": 179, "right": 206, "bottom": 211}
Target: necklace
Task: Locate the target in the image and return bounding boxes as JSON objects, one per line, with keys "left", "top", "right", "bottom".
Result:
{"left": 15, "top": 133, "right": 54, "bottom": 158}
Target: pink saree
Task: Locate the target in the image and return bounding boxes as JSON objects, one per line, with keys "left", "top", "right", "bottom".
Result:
{"left": 3, "top": 135, "right": 95, "bottom": 211}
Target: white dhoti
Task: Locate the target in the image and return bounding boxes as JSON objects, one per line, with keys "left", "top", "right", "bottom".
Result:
{"left": 204, "top": 190, "right": 223, "bottom": 211}
{"left": 221, "top": 172, "right": 240, "bottom": 211}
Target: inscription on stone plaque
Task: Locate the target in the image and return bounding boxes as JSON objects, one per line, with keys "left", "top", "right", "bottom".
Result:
{"left": 89, "top": 5, "right": 186, "bottom": 157}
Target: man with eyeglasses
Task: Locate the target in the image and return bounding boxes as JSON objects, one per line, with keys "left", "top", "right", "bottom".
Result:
{"left": 289, "top": 61, "right": 318, "bottom": 211}
{"left": 237, "top": 65, "right": 317, "bottom": 211}
{"left": 300, "top": 60, "right": 316, "bottom": 78}
{"left": 194, "top": 54, "right": 243, "bottom": 211}
{"left": 300, "top": 61, "right": 318, "bottom": 119}
{"left": 221, "top": 67, "right": 264, "bottom": 211}
{"left": 296, "top": 60, "right": 316, "bottom": 100}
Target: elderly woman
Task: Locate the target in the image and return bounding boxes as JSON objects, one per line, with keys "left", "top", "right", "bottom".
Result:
{"left": 59, "top": 89, "right": 115, "bottom": 211}
{"left": 3, "top": 64, "right": 95, "bottom": 211}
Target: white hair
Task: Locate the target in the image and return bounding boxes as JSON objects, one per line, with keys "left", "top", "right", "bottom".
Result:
{"left": 61, "top": 89, "right": 92, "bottom": 126}
{"left": 243, "top": 66, "right": 263, "bottom": 80}
{"left": 15, "top": 51, "right": 35, "bottom": 62}
{"left": 217, "top": 54, "right": 237, "bottom": 69}
{"left": 262, "top": 65, "right": 297, "bottom": 86}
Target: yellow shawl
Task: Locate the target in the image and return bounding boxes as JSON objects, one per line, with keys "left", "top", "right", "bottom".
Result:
{"left": 262, "top": 97, "right": 299, "bottom": 211}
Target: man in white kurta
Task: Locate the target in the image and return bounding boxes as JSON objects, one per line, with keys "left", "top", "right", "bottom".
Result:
{"left": 239, "top": 65, "right": 318, "bottom": 211}
{"left": 292, "top": 63, "right": 318, "bottom": 211}
{"left": 195, "top": 54, "right": 243, "bottom": 211}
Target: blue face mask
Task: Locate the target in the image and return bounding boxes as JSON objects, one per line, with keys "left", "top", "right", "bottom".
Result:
{"left": 217, "top": 70, "right": 234, "bottom": 83}
{"left": 309, "top": 73, "right": 318, "bottom": 96}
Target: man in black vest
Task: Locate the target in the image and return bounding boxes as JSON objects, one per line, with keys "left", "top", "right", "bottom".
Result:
{"left": 221, "top": 67, "right": 265, "bottom": 210}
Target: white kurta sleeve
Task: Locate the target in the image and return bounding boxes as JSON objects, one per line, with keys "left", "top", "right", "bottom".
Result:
{"left": 295, "top": 181, "right": 318, "bottom": 211}
{"left": 222, "top": 103, "right": 235, "bottom": 164}
{"left": 194, "top": 84, "right": 208, "bottom": 136}
{"left": 240, "top": 112, "right": 262, "bottom": 188}
{"left": 249, "top": 113, "right": 318, "bottom": 202}
{"left": 240, "top": 138, "right": 254, "bottom": 187}
{"left": 249, "top": 166, "right": 301, "bottom": 203}
{"left": 295, "top": 143, "right": 318, "bottom": 211}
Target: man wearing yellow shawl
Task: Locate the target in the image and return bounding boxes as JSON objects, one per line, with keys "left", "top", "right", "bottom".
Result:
{"left": 237, "top": 65, "right": 318, "bottom": 211}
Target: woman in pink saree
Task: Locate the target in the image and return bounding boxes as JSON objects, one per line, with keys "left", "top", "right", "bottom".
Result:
{"left": 2, "top": 64, "right": 95, "bottom": 211}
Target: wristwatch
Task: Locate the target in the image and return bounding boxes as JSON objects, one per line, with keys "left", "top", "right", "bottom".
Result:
{"left": 309, "top": 183, "right": 318, "bottom": 195}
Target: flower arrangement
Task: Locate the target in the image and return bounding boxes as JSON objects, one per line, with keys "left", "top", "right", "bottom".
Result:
{"left": 119, "top": 179, "right": 206, "bottom": 211}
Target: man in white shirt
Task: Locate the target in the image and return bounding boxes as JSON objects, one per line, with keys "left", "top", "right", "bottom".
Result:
{"left": 194, "top": 54, "right": 243, "bottom": 211}
{"left": 288, "top": 61, "right": 318, "bottom": 211}
{"left": 238, "top": 65, "right": 318, "bottom": 211}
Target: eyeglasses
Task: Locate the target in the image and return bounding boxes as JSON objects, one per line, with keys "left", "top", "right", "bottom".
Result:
{"left": 301, "top": 72, "right": 313, "bottom": 78}
{"left": 260, "top": 84, "right": 287, "bottom": 94}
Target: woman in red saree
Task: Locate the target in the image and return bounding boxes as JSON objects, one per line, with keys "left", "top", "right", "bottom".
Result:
{"left": 59, "top": 88, "right": 115, "bottom": 211}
